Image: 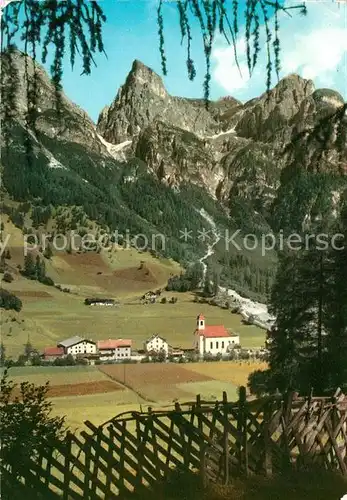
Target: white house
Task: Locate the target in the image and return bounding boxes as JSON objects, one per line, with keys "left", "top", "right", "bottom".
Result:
{"left": 194, "top": 314, "right": 240, "bottom": 357}
{"left": 97, "top": 339, "right": 132, "bottom": 361}
{"left": 57, "top": 336, "right": 97, "bottom": 357}
{"left": 144, "top": 334, "right": 169, "bottom": 355}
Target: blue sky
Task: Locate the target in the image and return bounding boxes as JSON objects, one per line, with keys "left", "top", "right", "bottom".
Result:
{"left": 9, "top": 0, "right": 347, "bottom": 122}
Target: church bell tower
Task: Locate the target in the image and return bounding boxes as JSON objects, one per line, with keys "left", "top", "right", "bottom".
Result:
{"left": 197, "top": 313, "right": 205, "bottom": 331}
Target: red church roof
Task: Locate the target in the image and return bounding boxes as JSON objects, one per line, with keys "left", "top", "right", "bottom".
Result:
{"left": 196, "top": 325, "right": 231, "bottom": 338}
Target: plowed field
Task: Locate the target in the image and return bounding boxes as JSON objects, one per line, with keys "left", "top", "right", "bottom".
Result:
{"left": 12, "top": 380, "right": 123, "bottom": 399}
{"left": 99, "top": 363, "right": 214, "bottom": 402}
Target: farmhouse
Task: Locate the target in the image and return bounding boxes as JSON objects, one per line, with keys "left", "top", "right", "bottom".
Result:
{"left": 144, "top": 334, "right": 169, "bottom": 355}
{"left": 57, "top": 336, "right": 97, "bottom": 357}
{"left": 194, "top": 314, "right": 240, "bottom": 357}
{"left": 43, "top": 346, "right": 65, "bottom": 361}
{"left": 97, "top": 339, "right": 132, "bottom": 361}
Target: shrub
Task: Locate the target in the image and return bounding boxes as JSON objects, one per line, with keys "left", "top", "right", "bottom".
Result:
{"left": 31, "top": 354, "right": 42, "bottom": 366}
{"left": 75, "top": 357, "right": 88, "bottom": 366}
{"left": 53, "top": 354, "right": 76, "bottom": 366}
{"left": 0, "top": 370, "right": 65, "bottom": 481}
{"left": 3, "top": 273, "right": 13, "bottom": 283}
{"left": 40, "top": 276, "right": 55, "bottom": 286}
{"left": 0, "top": 289, "right": 22, "bottom": 312}
{"left": 248, "top": 369, "right": 272, "bottom": 398}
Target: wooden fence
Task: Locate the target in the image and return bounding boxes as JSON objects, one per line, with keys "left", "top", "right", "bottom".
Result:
{"left": 4, "top": 387, "right": 347, "bottom": 498}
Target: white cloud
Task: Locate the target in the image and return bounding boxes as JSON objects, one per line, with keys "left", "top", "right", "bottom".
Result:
{"left": 281, "top": 27, "right": 347, "bottom": 81}
{"left": 213, "top": 51, "right": 250, "bottom": 93}
{"left": 212, "top": 38, "right": 253, "bottom": 93}
{"left": 212, "top": 3, "right": 347, "bottom": 98}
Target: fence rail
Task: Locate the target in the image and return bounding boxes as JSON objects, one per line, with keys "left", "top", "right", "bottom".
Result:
{"left": 4, "top": 387, "right": 347, "bottom": 498}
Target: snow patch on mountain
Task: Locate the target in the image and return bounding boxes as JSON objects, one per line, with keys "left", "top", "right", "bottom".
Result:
{"left": 97, "top": 133, "right": 132, "bottom": 161}
{"left": 48, "top": 155, "right": 66, "bottom": 170}
{"left": 205, "top": 127, "right": 236, "bottom": 140}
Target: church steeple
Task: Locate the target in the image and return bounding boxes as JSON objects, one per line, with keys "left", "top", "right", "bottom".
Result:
{"left": 197, "top": 313, "right": 205, "bottom": 331}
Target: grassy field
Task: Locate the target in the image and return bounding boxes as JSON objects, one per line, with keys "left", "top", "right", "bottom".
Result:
{"left": 186, "top": 361, "right": 268, "bottom": 387}
{"left": 2, "top": 219, "right": 265, "bottom": 357}
{"left": 2, "top": 281, "right": 266, "bottom": 358}
{"left": 177, "top": 380, "right": 239, "bottom": 401}
{"left": 4, "top": 365, "right": 110, "bottom": 385}
{"left": 5, "top": 361, "right": 264, "bottom": 430}
{"left": 2, "top": 222, "right": 267, "bottom": 431}
{"left": 50, "top": 392, "right": 148, "bottom": 431}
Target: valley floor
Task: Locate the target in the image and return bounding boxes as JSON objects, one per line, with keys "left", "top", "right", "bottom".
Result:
{"left": 1, "top": 220, "right": 266, "bottom": 358}
{"left": 2, "top": 278, "right": 265, "bottom": 358}
{"left": 5, "top": 361, "right": 266, "bottom": 430}
{"left": 2, "top": 226, "right": 267, "bottom": 432}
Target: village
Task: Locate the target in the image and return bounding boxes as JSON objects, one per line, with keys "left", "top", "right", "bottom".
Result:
{"left": 42, "top": 313, "right": 267, "bottom": 365}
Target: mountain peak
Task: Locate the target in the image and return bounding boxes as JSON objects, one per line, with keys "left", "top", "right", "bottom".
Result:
{"left": 275, "top": 73, "right": 314, "bottom": 93}
{"left": 124, "top": 59, "right": 167, "bottom": 97}
{"left": 130, "top": 59, "right": 155, "bottom": 75}
{"left": 96, "top": 58, "right": 220, "bottom": 144}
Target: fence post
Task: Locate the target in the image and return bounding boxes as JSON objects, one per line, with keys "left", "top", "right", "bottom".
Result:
{"left": 222, "top": 391, "right": 229, "bottom": 485}
{"left": 63, "top": 432, "right": 72, "bottom": 500}
{"left": 105, "top": 425, "right": 114, "bottom": 496}
{"left": 263, "top": 402, "right": 272, "bottom": 478}
{"left": 237, "top": 386, "right": 247, "bottom": 476}
{"left": 196, "top": 394, "right": 206, "bottom": 488}
{"left": 282, "top": 390, "right": 294, "bottom": 469}
{"left": 83, "top": 435, "right": 92, "bottom": 497}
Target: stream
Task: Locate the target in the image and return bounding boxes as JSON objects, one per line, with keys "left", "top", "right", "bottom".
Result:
{"left": 197, "top": 208, "right": 275, "bottom": 330}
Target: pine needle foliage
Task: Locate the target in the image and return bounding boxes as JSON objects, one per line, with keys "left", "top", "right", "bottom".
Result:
{"left": 2, "top": 0, "right": 307, "bottom": 123}
{"left": 157, "top": 0, "right": 307, "bottom": 103}
{"left": 1, "top": 0, "right": 107, "bottom": 135}
{"left": 1, "top": 0, "right": 344, "bottom": 164}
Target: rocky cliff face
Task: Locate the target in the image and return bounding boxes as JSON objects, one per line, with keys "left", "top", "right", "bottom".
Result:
{"left": 0, "top": 50, "right": 108, "bottom": 156}
{"left": 2, "top": 51, "right": 346, "bottom": 245}
{"left": 2, "top": 51, "right": 346, "bottom": 301}
{"left": 98, "top": 66, "right": 296, "bottom": 223}
{"left": 96, "top": 61, "right": 346, "bottom": 231}
{"left": 234, "top": 74, "right": 314, "bottom": 143}
{"left": 96, "top": 59, "right": 232, "bottom": 144}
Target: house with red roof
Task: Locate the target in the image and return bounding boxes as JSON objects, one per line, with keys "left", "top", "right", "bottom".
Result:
{"left": 194, "top": 314, "right": 240, "bottom": 357}
{"left": 43, "top": 346, "right": 65, "bottom": 361}
{"left": 97, "top": 339, "right": 132, "bottom": 361}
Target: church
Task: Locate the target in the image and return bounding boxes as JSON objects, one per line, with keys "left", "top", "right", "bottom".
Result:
{"left": 194, "top": 314, "right": 240, "bottom": 357}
